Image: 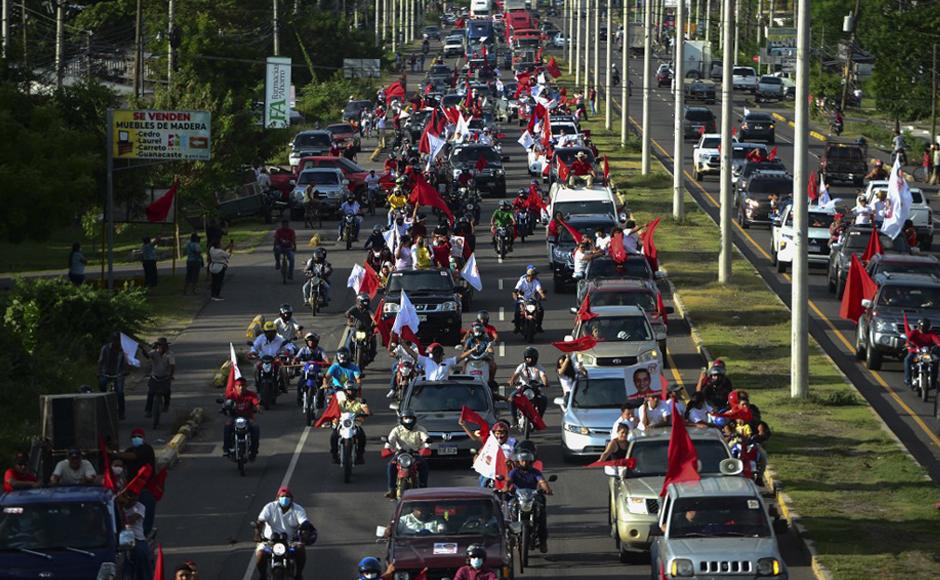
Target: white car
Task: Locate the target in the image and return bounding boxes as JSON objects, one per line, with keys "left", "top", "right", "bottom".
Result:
{"left": 692, "top": 133, "right": 722, "bottom": 180}
{"left": 443, "top": 35, "right": 465, "bottom": 57}
{"left": 863, "top": 181, "right": 934, "bottom": 250}
{"left": 771, "top": 203, "right": 838, "bottom": 273}
{"left": 732, "top": 66, "right": 759, "bottom": 92}
{"left": 552, "top": 32, "right": 570, "bottom": 48}
{"left": 548, "top": 183, "right": 621, "bottom": 222}
{"left": 554, "top": 366, "right": 640, "bottom": 458}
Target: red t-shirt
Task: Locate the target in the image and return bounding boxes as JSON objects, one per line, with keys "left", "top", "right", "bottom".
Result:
{"left": 512, "top": 198, "right": 528, "bottom": 211}
{"left": 274, "top": 228, "right": 295, "bottom": 248}
{"left": 906, "top": 329, "right": 940, "bottom": 353}
{"left": 571, "top": 159, "right": 594, "bottom": 176}
{"left": 228, "top": 391, "right": 260, "bottom": 420}
{"left": 3, "top": 468, "right": 37, "bottom": 492}
{"left": 432, "top": 243, "right": 451, "bottom": 268}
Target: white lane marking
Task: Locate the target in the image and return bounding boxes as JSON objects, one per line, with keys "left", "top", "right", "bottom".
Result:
{"left": 499, "top": 306, "right": 505, "bottom": 321}
{"left": 498, "top": 278, "right": 504, "bottom": 290}
{"left": 498, "top": 256, "right": 504, "bottom": 264}
{"left": 499, "top": 342, "right": 506, "bottom": 358}
{"left": 240, "top": 425, "right": 311, "bottom": 580}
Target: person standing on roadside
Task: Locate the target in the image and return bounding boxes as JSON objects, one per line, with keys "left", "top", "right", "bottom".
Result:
{"left": 931, "top": 143, "right": 940, "bottom": 185}
{"left": 142, "top": 338, "right": 175, "bottom": 419}
{"left": 208, "top": 239, "right": 234, "bottom": 301}
{"left": 141, "top": 237, "right": 159, "bottom": 287}
{"left": 68, "top": 242, "right": 86, "bottom": 285}
{"left": 98, "top": 331, "right": 129, "bottom": 419}
{"left": 183, "top": 233, "right": 203, "bottom": 295}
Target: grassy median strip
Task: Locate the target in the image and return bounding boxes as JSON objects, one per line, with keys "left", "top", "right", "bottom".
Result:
{"left": 577, "top": 114, "right": 939, "bottom": 577}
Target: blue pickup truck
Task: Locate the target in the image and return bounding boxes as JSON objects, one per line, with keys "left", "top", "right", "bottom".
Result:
{"left": 0, "top": 486, "right": 135, "bottom": 579}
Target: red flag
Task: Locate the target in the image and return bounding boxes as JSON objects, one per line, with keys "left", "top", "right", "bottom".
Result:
{"left": 455, "top": 16, "right": 465, "bottom": 28}
{"left": 861, "top": 226, "right": 883, "bottom": 262}
{"left": 224, "top": 363, "right": 238, "bottom": 399}
{"left": 610, "top": 231, "right": 628, "bottom": 264}
{"left": 373, "top": 299, "right": 392, "bottom": 347}
{"left": 126, "top": 464, "right": 153, "bottom": 495}
{"left": 409, "top": 174, "right": 454, "bottom": 224}
{"left": 745, "top": 148, "right": 763, "bottom": 163}
{"left": 904, "top": 313, "right": 913, "bottom": 339}
{"left": 460, "top": 406, "right": 490, "bottom": 443}
{"left": 398, "top": 326, "right": 425, "bottom": 356}
{"left": 385, "top": 81, "right": 405, "bottom": 106}
{"left": 512, "top": 392, "right": 546, "bottom": 430}
{"left": 557, "top": 156, "right": 570, "bottom": 182}
{"left": 660, "top": 399, "right": 700, "bottom": 496}
{"left": 154, "top": 544, "right": 164, "bottom": 580}
{"left": 576, "top": 294, "right": 598, "bottom": 321}
{"left": 360, "top": 261, "right": 382, "bottom": 299}
{"left": 807, "top": 170, "right": 819, "bottom": 202}
{"left": 552, "top": 335, "right": 598, "bottom": 352}
{"left": 767, "top": 145, "right": 778, "bottom": 161}
{"left": 639, "top": 218, "right": 661, "bottom": 272}
{"left": 418, "top": 109, "right": 439, "bottom": 154}
{"left": 493, "top": 445, "right": 510, "bottom": 491}
{"left": 443, "top": 106, "right": 460, "bottom": 125}
{"left": 584, "top": 457, "right": 636, "bottom": 469}
{"left": 839, "top": 254, "right": 878, "bottom": 322}
{"left": 145, "top": 181, "right": 177, "bottom": 223}
{"left": 313, "top": 395, "right": 341, "bottom": 428}
{"left": 525, "top": 185, "right": 547, "bottom": 212}
{"left": 145, "top": 467, "right": 167, "bottom": 501}
{"left": 542, "top": 109, "right": 552, "bottom": 147}
{"left": 557, "top": 217, "right": 583, "bottom": 243}
{"left": 602, "top": 155, "right": 610, "bottom": 181}
{"left": 546, "top": 56, "right": 562, "bottom": 78}
{"left": 482, "top": 44, "right": 488, "bottom": 61}
{"left": 527, "top": 102, "right": 547, "bottom": 133}
{"left": 414, "top": 568, "right": 430, "bottom": 580}
{"left": 475, "top": 155, "right": 488, "bottom": 172}
{"left": 99, "top": 436, "right": 115, "bottom": 491}
{"left": 657, "top": 293, "right": 669, "bottom": 326}
{"left": 697, "top": 126, "right": 705, "bottom": 136}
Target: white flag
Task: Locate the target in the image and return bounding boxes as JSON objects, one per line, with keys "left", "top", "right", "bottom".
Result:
{"left": 347, "top": 263, "right": 366, "bottom": 293}
{"left": 426, "top": 132, "right": 447, "bottom": 171}
{"left": 461, "top": 253, "right": 483, "bottom": 291}
{"left": 495, "top": 79, "right": 504, "bottom": 94}
{"left": 517, "top": 131, "right": 534, "bottom": 150}
{"left": 229, "top": 342, "right": 242, "bottom": 380}
{"left": 743, "top": 106, "right": 751, "bottom": 117}
{"left": 120, "top": 333, "right": 141, "bottom": 367}
{"left": 537, "top": 72, "right": 547, "bottom": 85}
{"left": 530, "top": 84, "right": 544, "bottom": 98}
{"left": 391, "top": 290, "right": 420, "bottom": 336}
{"left": 472, "top": 433, "right": 504, "bottom": 479}
{"left": 881, "top": 157, "right": 913, "bottom": 239}
{"left": 454, "top": 112, "right": 471, "bottom": 143}
{"left": 817, "top": 176, "right": 831, "bottom": 207}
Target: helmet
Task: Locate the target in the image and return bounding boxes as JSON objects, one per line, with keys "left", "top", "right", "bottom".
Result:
{"left": 466, "top": 543, "right": 487, "bottom": 560}
{"left": 500, "top": 200, "right": 510, "bottom": 209}
{"left": 336, "top": 347, "right": 350, "bottom": 364}
{"left": 373, "top": 224, "right": 383, "bottom": 233}
{"left": 313, "top": 247, "right": 327, "bottom": 261}
{"left": 515, "top": 439, "right": 538, "bottom": 457}
{"left": 517, "top": 189, "right": 527, "bottom": 198}
{"left": 428, "top": 342, "right": 445, "bottom": 356}
{"left": 523, "top": 347, "right": 539, "bottom": 364}
{"left": 357, "top": 293, "right": 370, "bottom": 305}
{"left": 525, "top": 265, "right": 537, "bottom": 276}
{"left": 262, "top": 321, "right": 276, "bottom": 332}
{"left": 400, "top": 413, "right": 417, "bottom": 430}
{"left": 304, "top": 332, "right": 319, "bottom": 343}
{"left": 471, "top": 322, "right": 485, "bottom": 337}
{"left": 918, "top": 318, "right": 931, "bottom": 332}
{"left": 358, "top": 557, "right": 382, "bottom": 577}
{"left": 728, "top": 390, "right": 741, "bottom": 407}
{"left": 279, "top": 303, "right": 293, "bottom": 316}
{"left": 707, "top": 363, "right": 725, "bottom": 377}
{"left": 476, "top": 310, "right": 490, "bottom": 324}
{"left": 346, "top": 194, "right": 355, "bottom": 202}
{"left": 515, "top": 450, "right": 536, "bottom": 463}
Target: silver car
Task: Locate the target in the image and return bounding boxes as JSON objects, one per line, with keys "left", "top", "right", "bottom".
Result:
{"left": 291, "top": 167, "right": 350, "bottom": 212}
{"left": 554, "top": 367, "right": 640, "bottom": 459}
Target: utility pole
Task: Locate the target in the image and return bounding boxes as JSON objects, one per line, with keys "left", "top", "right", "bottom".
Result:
{"left": 375, "top": 0, "right": 380, "bottom": 46}
{"left": 695, "top": 0, "right": 700, "bottom": 39}
{"left": 2, "top": 0, "right": 8, "bottom": 60}
{"left": 718, "top": 0, "right": 734, "bottom": 283}
{"left": 273, "top": 0, "right": 280, "bottom": 55}
{"left": 641, "top": 0, "right": 652, "bottom": 174}
{"left": 593, "top": 0, "right": 600, "bottom": 92}
{"left": 673, "top": 0, "right": 685, "bottom": 221}
{"left": 840, "top": 0, "right": 862, "bottom": 113}
{"left": 55, "top": 0, "right": 64, "bottom": 88}
{"left": 932, "top": 43, "right": 937, "bottom": 145}
{"left": 583, "top": 0, "right": 590, "bottom": 94}
{"left": 605, "top": 0, "right": 611, "bottom": 130}
{"left": 621, "top": 0, "right": 629, "bottom": 146}
{"left": 768, "top": 0, "right": 775, "bottom": 74}
{"left": 567, "top": 0, "right": 574, "bottom": 74}
{"left": 575, "top": 0, "right": 581, "bottom": 86}
{"left": 383, "top": 0, "right": 389, "bottom": 43}
{"left": 391, "top": 0, "right": 397, "bottom": 53}
{"left": 791, "top": 0, "right": 810, "bottom": 398}
{"left": 705, "top": 0, "right": 711, "bottom": 45}
{"left": 167, "top": 0, "right": 175, "bottom": 89}
{"left": 733, "top": 0, "right": 739, "bottom": 64}
{"left": 133, "top": 0, "right": 142, "bottom": 98}
{"left": 656, "top": 0, "right": 664, "bottom": 46}
{"left": 686, "top": 0, "right": 691, "bottom": 42}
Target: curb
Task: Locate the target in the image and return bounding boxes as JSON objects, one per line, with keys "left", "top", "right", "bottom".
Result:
{"left": 764, "top": 468, "right": 834, "bottom": 580}
{"left": 766, "top": 111, "right": 826, "bottom": 142}
{"left": 663, "top": 274, "right": 713, "bottom": 364}
{"left": 155, "top": 407, "right": 206, "bottom": 471}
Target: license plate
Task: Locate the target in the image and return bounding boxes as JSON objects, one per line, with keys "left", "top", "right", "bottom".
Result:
{"left": 437, "top": 444, "right": 458, "bottom": 455}
{"left": 418, "top": 314, "right": 428, "bottom": 321}
{"left": 808, "top": 244, "right": 820, "bottom": 252}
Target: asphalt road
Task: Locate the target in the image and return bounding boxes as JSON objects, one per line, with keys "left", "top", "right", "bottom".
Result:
{"left": 135, "top": 31, "right": 814, "bottom": 580}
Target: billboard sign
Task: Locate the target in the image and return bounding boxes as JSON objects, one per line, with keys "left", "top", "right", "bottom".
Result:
{"left": 111, "top": 109, "right": 211, "bottom": 161}
{"left": 265, "top": 56, "right": 292, "bottom": 129}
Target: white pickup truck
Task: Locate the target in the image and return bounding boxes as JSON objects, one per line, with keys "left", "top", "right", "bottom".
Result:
{"left": 692, "top": 133, "right": 722, "bottom": 181}
{"left": 732, "top": 66, "right": 759, "bottom": 92}
{"left": 771, "top": 203, "right": 838, "bottom": 273}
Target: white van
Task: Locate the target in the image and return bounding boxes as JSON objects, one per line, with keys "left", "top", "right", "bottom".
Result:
{"left": 470, "top": 0, "right": 493, "bottom": 17}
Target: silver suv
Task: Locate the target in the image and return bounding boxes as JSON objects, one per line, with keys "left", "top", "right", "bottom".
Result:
{"left": 756, "top": 75, "right": 785, "bottom": 102}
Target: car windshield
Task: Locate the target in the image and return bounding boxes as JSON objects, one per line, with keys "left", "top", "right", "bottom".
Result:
{"left": 628, "top": 440, "right": 729, "bottom": 477}
{"left": 748, "top": 179, "right": 791, "bottom": 196}
{"left": 337, "top": 157, "right": 365, "bottom": 172}
{"left": 587, "top": 257, "right": 652, "bottom": 280}
{"left": 0, "top": 502, "right": 110, "bottom": 551}
{"left": 746, "top": 114, "right": 774, "bottom": 122}
{"left": 759, "top": 77, "right": 781, "bottom": 85}
{"left": 294, "top": 133, "right": 331, "bottom": 148}
{"left": 700, "top": 137, "right": 720, "bottom": 148}
{"left": 785, "top": 212, "right": 834, "bottom": 228}
{"left": 577, "top": 316, "right": 653, "bottom": 341}
{"left": 408, "top": 383, "right": 490, "bottom": 412}
{"left": 327, "top": 124, "right": 354, "bottom": 135}
{"left": 733, "top": 145, "right": 766, "bottom": 159}
{"left": 555, "top": 200, "right": 615, "bottom": 218}
{"left": 430, "top": 65, "right": 451, "bottom": 75}
{"left": 873, "top": 261, "right": 940, "bottom": 277}
{"left": 670, "top": 497, "right": 771, "bottom": 539}
{"left": 845, "top": 230, "right": 895, "bottom": 250}
{"left": 395, "top": 500, "right": 500, "bottom": 537}
{"left": 551, "top": 124, "right": 579, "bottom": 135}
{"left": 591, "top": 290, "right": 657, "bottom": 311}
{"left": 445, "top": 36, "right": 462, "bottom": 44}
{"left": 456, "top": 147, "right": 499, "bottom": 162}
{"left": 733, "top": 67, "right": 755, "bottom": 77}
{"left": 572, "top": 377, "right": 629, "bottom": 408}
{"left": 686, "top": 110, "right": 714, "bottom": 122}
{"left": 298, "top": 171, "right": 339, "bottom": 186}
{"left": 828, "top": 147, "right": 863, "bottom": 160}
{"left": 877, "top": 285, "right": 940, "bottom": 309}
{"left": 388, "top": 270, "right": 455, "bottom": 292}
{"left": 343, "top": 101, "right": 370, "bottom": 114}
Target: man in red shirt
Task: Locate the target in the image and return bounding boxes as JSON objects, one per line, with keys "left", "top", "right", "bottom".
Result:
{"left": 431, "top": 234, "right": 452, "bottom": 269}
{"left": 569, "top": 151, "right": 596, "bottom": 187}
{"left": 273, "top": 219, "right": 297, "bottom": 279}
{"left": 460, "top": 311, "right": 499, "bottom": 343}
{"left": 223, "top": 378, "right": 261, "bottom": 460}
{"left": 904, "top": 318, "right": 940, "bottom": 388}
{"left": 3, "top": 451, "right": 38, "bottom": 492}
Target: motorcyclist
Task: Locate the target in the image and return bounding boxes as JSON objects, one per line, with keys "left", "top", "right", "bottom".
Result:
{"left": 611, "top": 63, "right": 620, "bottom": 86}
{"left": 364, "top": 224, "right": 387, "bottom": 252}
{"left": 461, "top": 322, "right": 498, "bottom": 387}
{"left": 345, "top": 293, "right": 377, "bottom": 362}
{"left": 695, "top": 359, "right": 734, "bottom": 409}
{"left": 338, "top": 195, "right": 363, "bottom": 241}
{"left": 461, "top": 310, "right": 499, "bottom": 343}
{"left": 329, "top": 381, "right": 371, "bottom": 464}
{"left": 364, "top": 170, "right": 382, "bottom": 213}
{"left": 250, "top": 321, "right": 285, "bottom": 360}
{"left": 254, "top": 487, "right": 317, "bottom": 580}
{"left": 303, "top": 247, "right": 333, "bottom": 306}
{"left": 490, "top": 200, "right": 516, "bottom": 250}
{"left": 273, "top": 220, "right": 297, "bottom": 279}
{"left": 865, "top": 159, "right": 888, "bottom": 182}
{"left": 904, "top": 318, "right": 940, "bottom": 389}
{"left": 453, "top": 544, "right": 499, "bottom": 580}
{"left": 275, "top": 303, "right": 304, "bottom": 343}
{"left": 222, "top": 377, "right": 261, "bottom": 460}
{"left": 356, "top": 557, "right": 386, "bottom": 580}
{"left": 323, "top": 346, "right": 363, "bottom": 393}
{"left": 295, "top": 332, "right": 331, "bottom": 406}
{"left": 507, "top": 449, "right": 553, "bottom": 553}
{"left": 508, "top": 347, "right": 549, "bottom": 420}
{"left": 460, "top": 419, "right": 517, "bottom": 486}
{"left": 382, "top": 412, "right": 431, "bottom": 499}
{"left": 512, "top": 265, "right": 546, "bottom": 333}
{"left": 457, "top": 168, "right": 475, "bottom": 190}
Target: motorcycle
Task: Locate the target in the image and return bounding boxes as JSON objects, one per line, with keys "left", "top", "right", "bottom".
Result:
{"left": 495, "top": 226, "right": 512, "bottom": 259}
{"left": 336, "top": 411, "right": 364, "bottom": 483}
{"left": 512, "top": 380, "right": 546, "bottom": 440}
{"left": 830, "top": 118, "right": 844, "bottom": 136}
{"left": 464, "top": 200, "right": 481, "bottom": 226}
{"left": 256, "top": 355, "right": 281, "bottom": 410}
{"left": 459, "top": 343, "right": 492, "bottom": 386}
{"left": 277, "top": 344, "right": 296, "bottom": 394}
{"left": 303, "top": 268, "right": 328, "bottom": 316}
{"left": 350, "top": 328, "right": 372, "bottom": 369}
{"left": 385, "top": 446, "right": 430, "bottom": 499}
{"left": 506, "top": 475, "right": 558, "bottom": 572}
{"left": 298, "top": 361, "right": 323, "bottom": 425}
{"left": 517, "top": 299, "right": 541, "bottom": 343}
{"left": 516, "top": 210, "right": 531, "bottom": 243}
{"left": 276, "top": 241, "right": 293, "bottom": 285}
{"left": 910, "top": 345, "right": 938, "bottom": 402}
{"left": 392, "top": 358, "right": 418, "bottom": 401}
{"left": 219, "top": 399, "right": 253, "bottom": 476}
{"left": 260, "top": 532, "right": 303, "bottom": 580}
{"left": 341, "top": 213, "right": 361, "bottom": 250}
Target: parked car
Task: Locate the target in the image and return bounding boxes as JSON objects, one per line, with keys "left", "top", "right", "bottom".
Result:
{"left": 863, "top": 181, "right": 934, "bottom": 250}
{"left": 739, "top": 111, "right": 776, "bottom": 143}
{"left": 381, "top": 269, "right": 463, "bottom": 344}
{"left": 827, "top": 225, "right": 911, "bottom": 297}
{"left": 856, "top": 273, "right": 940, "bottom": 369}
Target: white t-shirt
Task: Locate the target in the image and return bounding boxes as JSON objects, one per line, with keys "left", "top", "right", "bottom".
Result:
{"left": 610, "top": 415, "right": 640, "bottom": 438}
{"left": 418, "top": 355, "right": 458, "bottom": 381}
{"left": 395, "top": 246, "right": 413, "bottom": 271}
{"left": 258, "top": 502, "right": 309, "bottom": 540}
{"left": 573, "top": 249, "right": 591, "bottom": 277}
{"left": 558, "top": 375, "right": 575, "bottom": 395}
{"left": 638, "top": 402, "right": 672, "bottom": 430}
{"left": 514, "top": 276, "right": 543, "bottom": 300}
{"left": 52, "top": 459, "right": 96, "bottom": 485}
{"left": 685, "top": 404, "right": 713, "bottom": 424}
{"left": 853, "top": 206, "right": 873, "bottom": 225}
{"left": 124, "top": 501, "right": 146, "bottom": 541}
{"left": 623, "top": 232, "right": 641, "bottom": 254}
{"left": 595, "top": 234, "right": 611, "bottom": 251}
{"left": 513, "top": 363, "right": 546, "bottom": 384}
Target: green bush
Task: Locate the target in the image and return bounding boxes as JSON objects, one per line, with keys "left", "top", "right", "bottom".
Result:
{"left": 296, "top": 74, "right": 378, "bottom": 125}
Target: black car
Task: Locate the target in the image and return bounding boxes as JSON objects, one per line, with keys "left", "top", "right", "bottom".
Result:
{"left": 404, "top": 109, "right": 433, "bottom": 142}
{"left": 576, "top": 255, "right": 657, "bottom": 304}
{"left": 867, "top": 253, "right": 940, "bottom": 280}
{"left": 739, "top": 112, "right": 776, "bottom": 143}
{"left": 736, "top": 171, "right": 792, "bottom": 228}
{"left": 381, "top": 270, "right": 463, "bottom": 345}
{"left": 683, "top": 107, "right": 717, "bottom": 140}
{"left": 735, "top": 158, "right": 787, "bottom": 191}
{"left": 547, "top": 213, "right": 617, "bottom": 290}
{"left": 827, "top": 225, "right": 911, "bottom": 297}
{"left": 427, "top": 64, "right": 453, "bottom": 84}
{"left": 422, "top": 26, "right": 442, "bottom": 40}
{"left": 820, "top": 143, "right": 867, "bottom": 186}
{"left": 342, "top": 100, "right": 373, "bottom": 123}
{"left": 448, "top": 144, "right": 506, "bottom": 196}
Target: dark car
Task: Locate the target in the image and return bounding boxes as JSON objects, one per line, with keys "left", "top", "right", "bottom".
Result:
{"left": 739, "top": 112, "right": 776, "bottom": 143}
{"left": 730, "top": 142, "right": 771, "bottom": 180}
{"left": 448, "top": 144, "right": 506, "bottom": 196}
{"left": 422, "top": 25, "right": 442, "bottom": 40}
{"left": 548, "top": 213, "right": 618, "bottom": 289}
{"left": 378, "top": 487, "right": 512, "bottom": 578}
{"left": 427, "top": 64, "right": 453, "bottom": 84}
{"left": 827, "top": 225, "right": 911, "bottom": 297}
{"left": 656, "top": 64, "right": 673, "bottom": 87}
{"left": 382, "top": 269, "right": 463, "bottom": 344}
{"left": 342, "top": 99, "right": 373, "bottom": 123}
{"left": 820, "top": 143, "right": 867, "bottom": 186}
{"left": 856, "top": 274, "right": 940, "bottom": 369}
{"left": 735, "top": 157, "right": 787, "bottom": 191}
{"left": 576, "top": 255, "right": 658, "bottom": 304}
{"left": 295, "top": 155, "right": 394, "bottom": 200}
{"left": 288, "top": 130, "right": 333, "bottom": 168}
{"left": 736, "top": 171, "right": 792, "bottom": 228}
{"left": 867, "top": 253, "right": 940, "bottom": 280}
{"left": 549, "top": 146, "right": 596, "bottom": 185}
{"left": 683, "top": 107, "right": 717, "bottom": 140}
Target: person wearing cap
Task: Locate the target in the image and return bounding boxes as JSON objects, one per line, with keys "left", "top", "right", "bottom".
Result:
{"left": 223, "top": 378, "right": 261, "bottom": 460}
{"left": 254, "top": 487, "right": 315, "bottom": 580}
{"left": 568, "top": 151, "right": 596, "bottom": 187}
{"left": 119, "top": 489, "right": 152, "bottom": 578}
{"left": 3, "top": 451, "right": 39, "bottom": 492}
{"left": 113, "top": 427, "right": 157, "bottom": 534}
{"left": 174, "top": 561, "right": 199, "bottom": 580}
{"left": 250, "top": 322, "right": 286, "bottom": 359}
{"left": 140, "top": 337, "right": 176, "bottom": 418}
{"left": 50, "top": 449, "right": 97, "bottom": 485}
{"left": 512, "top": 265, "right": 546, "bottom": 333}
{"left": 98, "top": 331, "right": 130, "bottom": 420}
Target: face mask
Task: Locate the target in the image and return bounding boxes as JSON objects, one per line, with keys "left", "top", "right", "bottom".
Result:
{"left": 362, "top": 574, "right": 378, "bottom": 580}
{"left": 470, "top": 558, "right": 484, "bottom": 570}
{"left": 112, "top": 467, "right": 124, "bottom": 476}
{"left": 131, "top": 437, "right": 144, "bottom": 447}
{"left": 278, "top": 496, "right": 292, "bottom": 508}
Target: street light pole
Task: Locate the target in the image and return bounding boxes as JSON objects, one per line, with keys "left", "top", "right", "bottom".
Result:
{"left": 792, "top": 0, "right": 810, "bottom": 398}
{"left": 568, "top": 0, "right": 574, "bottom": 75}
{"left": 605, "top": 0, "right": 611, "bottom": 130}
{"left": 583, "top": 0, "right": 590, "bottom": 95}
{"left": 621, "top": 0, "right": 629, "bottom": 146}
{"left": 593, "top": 0, "right": 600, "bottom": 92}
{"left": 55, "top": 0, "right": 64, "bottom": 88}
{"left": 641, "top": 0, "right": 652, "bottom": 174}
{"left": 932, "top": 43, "right": 938, "bottom": 145}
{"left": 673, "top": 0, "right": 685, "bottom": 221}
{"left": 718, "top": 0, "right": 734, "bottom": 283}
{"left": 575, "top": 0, "right": 582, "bottom": 86}
{"left": 273, "top": 0, "right": 280, "bottom": 56}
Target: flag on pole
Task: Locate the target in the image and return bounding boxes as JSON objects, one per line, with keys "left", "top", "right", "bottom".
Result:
{"left": 839, "top": 253, "right": 878, "bottom": 322}
{"left": 426, "top": 132, "right": 446, "bottom": 172}
{"left": 576, "top": 294, "right": 598, "bottom": 321}
{"left": 639, "top": 218, "right": 662, "bottom": 272}
{"left": 99, "top": 436, "right": 115, "bottom": 491}
{"left": 120, "top": 333, "right": 141, "bottom": 367}
{"left": 659, "top": 399, "right": 700, "bottom": 496}
{"left": 517, "top": 131, "right": 535, "bottom": 150}
{"left": 552, "top": 336, "right": 599, "bottom": 352}
{"left": 881, "top": 157, "right": 913, "bottom": 239}
{"left": 154, "top": 544, "right": 164, "bottom": 580}
{"left": 392, "top": 290, "right": 420, "bottom": 338}
{"left": 346, "top": 263, "right": 381, "bottom": 298}
{"left": 460, "top": 406, "right": 490, "bottom": 443}
{"left": 460, "top": 253, "right": 483, "bottom": 291}
{"left": 472, "top": 433, "right": 510, "bottom": 490}
{"left": 410, "top": 174, "right": 454, "bottom": 224}
{"left": 861, "top": 226, "right": 883, "bottom": 262}
{"left": 145, "top": 181, "right": 178, "bottom": 223}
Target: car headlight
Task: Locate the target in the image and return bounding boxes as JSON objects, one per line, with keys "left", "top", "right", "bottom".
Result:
{"left": 757, "top": 557, "right": 781, "bottom": 576}
{"left": 625, "top": 496, "right": 649, "bottom": 515}
{"left": 564, "top": 423, "right": 590, "bottom": 435}
{"left": 638, "top": 349, "right": 659, "bottom": 363}
{"left": 441, "top": 301, "right": 458, "bottom": 311}
{"left": 873, "top": 319, "right": 891, "bottom": 332}
{"left": 495, "top": 168, "right": 504, "bottom": 176}
{"left": 671, "top": 558, "right": 694, "bottom": 577}
{"left": 384, "top": 302, "right": 400, "bottom": 314}
{"left": 272, "top": 542, "right": 287, "bottom": 556}
{"left": 769, "top": 123, "right": 775, "bottom": 129}
{"left": 579, "top": 353, "right": 597, "bottom": 366}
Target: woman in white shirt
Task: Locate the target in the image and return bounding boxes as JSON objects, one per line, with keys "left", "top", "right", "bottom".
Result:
{"left": 683, "top": 392, "right": 713, "bottom": 427}
{"left": 395, "top": 234, "right": 414, "bottom": 270}
{"left": 208, "top": 239, "right": 234, "bottom": 301}
{"left": 852, "top": 195, "right": 873, "bottom": 225}
{"left": 555, "top": 355, "right": 576, "bottom": 395}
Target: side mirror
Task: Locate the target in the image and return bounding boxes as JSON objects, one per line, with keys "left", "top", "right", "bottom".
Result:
{"left": 654, "top": 271, "right": 667, "bottom": 279}
{"left": 553, "top": 396, "right": 566, "bottom": 407}
{"left": 118, "top": 529, "right": 136, "bottom": 551}
{"left": 569, "top": 307, "right": 578, "bottom": 315}
{"left": 547, "top": 474, "right": 558, "bottom": 482}
{"left": 380, "top": 436, "right": 389, "bottom": 443}
{"left": 861, "top": 299, "right": 872, "bottom": 309}
{"left": 289, "top": 180, "right": 296, "bottom": 186}
{"left": 771, "top": 218, "right": 782, "bottom": 227}
{"left": 564, "top": 334, "right": 574, "bottom": 342}
{"left": 389, "top": 401, "right": 400, "bottom": 411}
{"left": 375, "top": 525, "right": 388, "bottom": 538}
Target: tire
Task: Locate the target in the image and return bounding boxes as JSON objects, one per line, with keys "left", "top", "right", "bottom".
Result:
{"left": 827, "top": 268, "right": 836, "bottom": 293}
{"left": 658, "top": 340, "right": 668, "bottom": 359}
{"left": 776, "top": 259, "right": 787, "bottom": 273}
{"left": 520, "top": 521, "right": 530, "bottom": 569}
{"left": 304, "top": 391, "right": 316, "bottom": 425}
{"left": 152, "top": 401, "right": 161, "bottom": 429}
{"left": 342, "top": 440, "right": 353, "bottom": 483}
{"left": 694, "top": 169, "right": 702, "bottom": 181}
{"left": 281, "top": 257, "right": 288, "bottom": 285}
{"left": 866, "top": 343, "right": 883, "bottom": 370}
{"left": 523, "top": 414, "right": 532, "bottom": 440}
{"left": 854, "top": 326, "right": 866, "bottom": 360}
{"left": 770, "top": 244, "right": 778, "bottom": 266}
{"left": 261, "top": 381, "right": 273, "bottom": 410}
{"left": 346, "top": 233, "right": 353, "bottom": 251}
{"left": 310, "top": 293, "right": 319, "bottom": 317}
{"left": 836, "top": 273, "right": 846, "bottom": 299}
{"left": 524, "top": 319, "right": 536, "bottom": 344}
{"left": 921, "top": 237, "right": 932, "bottom": 252}
{"left": 237, "top": 453, "right": 246, "bottom": 477}
{"left": 738, "top": 207, "right": 749, "bottom": 229}
{"left": 618, "top": 542, "right": 640, "bottom": 564}
{"left": 271, "top": 567, "right": 286, "bottom": 580}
